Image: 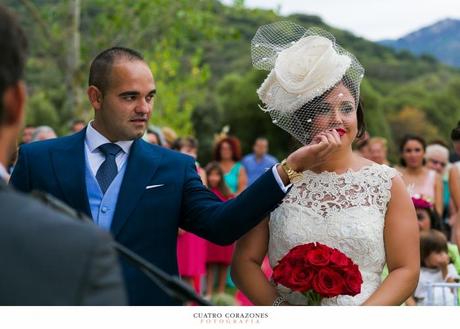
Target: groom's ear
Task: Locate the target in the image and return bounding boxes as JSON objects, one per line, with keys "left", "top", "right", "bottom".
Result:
{"left": 1, "top": 81, "right": 26, "bottom": 126}
{"left": 87, "top": 85, "right": 103, "bottom": 111}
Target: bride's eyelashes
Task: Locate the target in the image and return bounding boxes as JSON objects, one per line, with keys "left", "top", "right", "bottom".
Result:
{"left": 316, "top": 101, "right": 354, "bottom": 115}
{"left": 340, "top": 102, "right": 354, "bottom": 114}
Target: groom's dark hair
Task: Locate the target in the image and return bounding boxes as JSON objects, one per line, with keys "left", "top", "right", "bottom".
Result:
{"left": 88, "top": 46, "right": 144, "bottom": 93}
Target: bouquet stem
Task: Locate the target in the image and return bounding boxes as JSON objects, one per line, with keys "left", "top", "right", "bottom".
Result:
{"left": 304, "top": 290, "right": 322, "bottom": 306}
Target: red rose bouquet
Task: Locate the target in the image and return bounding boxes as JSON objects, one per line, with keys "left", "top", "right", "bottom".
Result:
{"left": 272, "top": 242, "right": 363, "bottom": 305}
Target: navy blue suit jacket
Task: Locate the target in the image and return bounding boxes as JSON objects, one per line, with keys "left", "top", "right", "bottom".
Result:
{"left": 10, "top": 129, "right": 285, "bottom": 305}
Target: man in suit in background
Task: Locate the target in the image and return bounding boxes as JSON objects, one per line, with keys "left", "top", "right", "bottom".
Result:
{"left": 0, "top": 5, "right": 126, "bottom": 305}
{"left": 11, "top": 45, "right": 338, "bottom": 305}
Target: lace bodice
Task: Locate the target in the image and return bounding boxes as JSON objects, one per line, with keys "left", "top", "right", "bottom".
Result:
{"left": 269, "top": 164, "right": 398, "bottom": 305}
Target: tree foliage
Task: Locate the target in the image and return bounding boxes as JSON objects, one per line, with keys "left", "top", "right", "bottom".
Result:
{"left": 5, "top": 0, "right": 460, "bottom": 161}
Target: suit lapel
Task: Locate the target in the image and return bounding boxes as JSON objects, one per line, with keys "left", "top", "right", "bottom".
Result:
{"left": 111, "top": 139, "right": 162, "bottom": 238}
{"left": 50, "top": 129, "right": 91, "bottom": 216}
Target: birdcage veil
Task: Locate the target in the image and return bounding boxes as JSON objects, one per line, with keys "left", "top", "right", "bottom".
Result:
{"left": 252, "top": 21, "right": 364, "bottom": 145}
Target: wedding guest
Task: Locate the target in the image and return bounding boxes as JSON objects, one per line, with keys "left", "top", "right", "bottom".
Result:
{"left": 242, "top": 137, "right": 278, "bottom": 186}
{"left": 368, "top": 137, "right": 390, "bottom": 165}
{"left": 448, "top": 127, "right": 460, "bottom": 247}
{"left": 175, "top": 137, "right": 207, "bottom": 297}
{"left": 30, "top": 125, "right": 57, "bottom": 142}
{"left": 71, "top": 119, "right": 86, "bottom": 133}
{"left": 213, "top": 136, "right": 247, "bottom": 195}
{"left": 449, "top": 122, "right": 460, "bottom": 163}
{"left": 409, "top": 230, "right": 459, "bottom": 305}
{"left": 426, "top": 143, "right": 452, "bottom": 233}
{"left": 20, "top": 125, "right": 35, "bottom": 145}
{"left": 162, "top": 126, "right": 177, "bottom": 149}
{"left": 145, "top": 127, "right": 164, "bottom": 146}
{"left": 397, "top": 135, "right": 443, "bottom": 216}
{"left": 353, "top": 131, "right": 371, "bottom": 159}
{"left": 411, "top": 196, "right": 460, "bottom": 273}
{"left": 204, "top": 162, "right": 234, "bottom": 300}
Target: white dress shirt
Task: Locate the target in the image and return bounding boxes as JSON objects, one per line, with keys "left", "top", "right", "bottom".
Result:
{"left": 0, "top": 163, "right": 9, "bottom": 182}
{"left": 85, "top": 121, "right": 133, "bottom": 176}
{"left": 272, "top": 165, "right": 291, "bottom": 193}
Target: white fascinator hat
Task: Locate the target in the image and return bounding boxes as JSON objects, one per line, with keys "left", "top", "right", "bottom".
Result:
{"left": 252, "top": 21, "right": 364, "bottom": 144}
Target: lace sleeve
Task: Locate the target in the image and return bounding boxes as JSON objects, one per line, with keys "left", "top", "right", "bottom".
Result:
{"left": 377, "top": 165, "right": 400, "bottom": 216}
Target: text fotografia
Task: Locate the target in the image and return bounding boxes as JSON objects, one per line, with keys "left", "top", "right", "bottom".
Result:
{"left": 193, "top": 312, "right": 269, "bottom": 324}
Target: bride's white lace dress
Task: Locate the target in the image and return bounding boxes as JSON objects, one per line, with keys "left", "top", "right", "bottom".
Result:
{"left": 268, "top": 164, "right": 398, "bottom": 305}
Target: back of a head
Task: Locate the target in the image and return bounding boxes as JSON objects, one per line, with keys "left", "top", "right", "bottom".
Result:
{"left": 182, "top": 137, "right": 198, "bottom": 150}
{"left": 31, "top": 125, "right": 57, "bottom": 142}
{"left": 162, "top": 127, "right": 178, "bottom": 147}
{"left": 0, "top": 5, "right": 28, "bottom": 122}
{"left": 88, "top": 47, "right": 144, "bottom": 94}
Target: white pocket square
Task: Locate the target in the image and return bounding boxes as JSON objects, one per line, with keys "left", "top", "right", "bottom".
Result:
{"left": 145, "top": 184, "right": 165, "bottom": 190}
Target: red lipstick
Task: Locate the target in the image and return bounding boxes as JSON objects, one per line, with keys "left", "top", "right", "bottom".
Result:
{"left": 335, "top": 128, "right": 346, "bottom": 137}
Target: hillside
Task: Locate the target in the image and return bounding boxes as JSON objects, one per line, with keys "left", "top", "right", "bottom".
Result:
{"left": 380, "top": 18, "right": 460, "bottom": 68}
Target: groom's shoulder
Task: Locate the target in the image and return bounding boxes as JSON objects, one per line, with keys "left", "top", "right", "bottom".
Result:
{"left": 140, "top": 140, "right": 195, "bottom": 165}
{"left": 19, "top": 133, "right": 78, "bottom": 154}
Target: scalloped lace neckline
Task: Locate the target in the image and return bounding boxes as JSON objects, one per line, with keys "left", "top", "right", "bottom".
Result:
{"left": 301, "top": 163, "right": 383, "bottom": 178}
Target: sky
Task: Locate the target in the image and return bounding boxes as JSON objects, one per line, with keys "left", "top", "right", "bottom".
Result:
{"left": 221, "top": 0, "right": 460, "bottom": 41}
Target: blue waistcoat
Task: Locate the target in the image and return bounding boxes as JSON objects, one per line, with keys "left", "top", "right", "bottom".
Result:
{"left": 85, "top": 153, "right": 127, "bottom": 231}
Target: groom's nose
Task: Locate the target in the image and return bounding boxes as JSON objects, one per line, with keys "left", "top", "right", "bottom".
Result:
{"left": 135, "top": 98, "right": 151, "bottom": 114}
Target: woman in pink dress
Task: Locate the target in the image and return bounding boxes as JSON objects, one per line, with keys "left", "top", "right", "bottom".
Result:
{"left": 176, "top": 230, "right": 206, "bottom": 295}
{"left": 397, "top": 134, "right": 443, "bottom": 216}
{"left": 204, "top": 162, "right": 235, "bottom": 299}
{"left": 176, "top": 137, "right": 207, "bottom": 297}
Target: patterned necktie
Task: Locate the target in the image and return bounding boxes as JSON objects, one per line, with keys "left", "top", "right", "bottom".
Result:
{"left": 96, "top": 143, "right": 122, "bottom": 193}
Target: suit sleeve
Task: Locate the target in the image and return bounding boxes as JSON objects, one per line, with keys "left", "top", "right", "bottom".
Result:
{"left": 180, "top": 158, "right": 285, "bottom": 245}
{"left": 10, "top": 146, "right": 31, "bottom": 193}
{"left": 78, "top": 230, "right": 127, "bottom": 305}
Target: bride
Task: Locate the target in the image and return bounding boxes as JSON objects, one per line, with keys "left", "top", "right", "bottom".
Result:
{"left": 231, "top": 22, "right": 420, "bottom": 306}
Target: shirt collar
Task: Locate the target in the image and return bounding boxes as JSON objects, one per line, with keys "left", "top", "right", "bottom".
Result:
{"left": 0, "top": 163, "right": 9, "bottom": 182}
{"left": 85, "top": 120, "right": 134, "bottom": 154}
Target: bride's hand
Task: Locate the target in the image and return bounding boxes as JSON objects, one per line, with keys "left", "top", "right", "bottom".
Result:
{"left": 286, "top": 129, "right": 342, "bottom": 172}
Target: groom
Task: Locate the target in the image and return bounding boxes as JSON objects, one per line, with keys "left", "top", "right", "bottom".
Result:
{"left": 10, "top": 47, "right": 337, "bottom": 305}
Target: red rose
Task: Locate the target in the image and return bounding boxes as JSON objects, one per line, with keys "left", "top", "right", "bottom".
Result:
{"left": 306, "top": 244, "right": 331, "bottom": 267}
{"left": 343, "top": 265, "right": 363, "bottom": 296}
{"left": 286, "top": 243, "right": 315, "bottom": 264}
{"left": 285, "top": 267, "right": 315, "bottom": 292}
{"left": 273, "top": 243, "right": 362, "bottom": 301}
{"left": 330, "top": 248, "right": 351, "bottom": 267}
{"left": 312, "top": 268, "right": 345, "bottom": 297}
{"left": 272, "top": 261, "right": 294, "bottom": 287}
